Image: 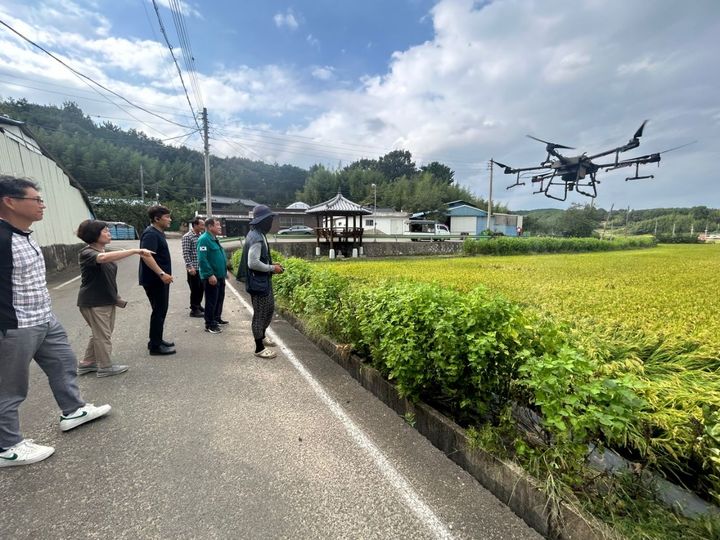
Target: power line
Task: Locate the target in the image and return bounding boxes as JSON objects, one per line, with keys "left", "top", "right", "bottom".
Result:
{"left": 138, "top": 0, "right": 189, "bottom": 107}
{"left": 211, "top": 123, "right": 487, "bottom": 171}
{"left": 169, "top": 0, "right": 204, "bottom": 112}
{"left": 150, "top": 0, "right": 202, "bottom": 132}
{"left": 0, "top": 72, "right": 197, "bottom": 118}
{"left": 0, "top": 17, "right": 194, "bottom": 130}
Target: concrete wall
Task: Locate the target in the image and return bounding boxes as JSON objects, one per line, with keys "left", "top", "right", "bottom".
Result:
{"left": 41, "top": 243, "right": 85, "bottom": 273}
{"left": 261, "top": 240, "right": 464, "bottom": 259}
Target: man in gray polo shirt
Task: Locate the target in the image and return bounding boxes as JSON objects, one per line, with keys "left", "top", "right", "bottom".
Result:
{"left": 0, "top": 175, "right": 111, "bottom": 467}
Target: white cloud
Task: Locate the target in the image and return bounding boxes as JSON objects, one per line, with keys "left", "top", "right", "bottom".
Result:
{"left": 291, "top": 0, "right": 720, "bottom": 209}
{"left": 153, "top": 0, "right": 203, "bottom": 20}
{"left": 306, "top": 34, "right": 320, "bottom": 48}
{"left": 311, "top": 66, "right": 334, "bottom": 81}
{"left": 274, "top": 10, "right": 299, "bottom": 30}
{"left": 1, "top": 0, "right": 717, "bottom": 210}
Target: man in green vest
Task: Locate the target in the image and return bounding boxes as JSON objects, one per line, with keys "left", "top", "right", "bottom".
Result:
{"left": 197, "top": 218, "right": 228, "bottom": 334}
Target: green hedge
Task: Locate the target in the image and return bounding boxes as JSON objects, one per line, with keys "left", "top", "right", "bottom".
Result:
{"left": 463, "top": 236, "right": 657, "bottom": 256}
{"left": 655, "top": 233, "right": 701, "bottom": 244}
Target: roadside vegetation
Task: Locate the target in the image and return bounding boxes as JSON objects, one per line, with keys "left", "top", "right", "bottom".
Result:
{"left": 248, "top": 244, "right": 720, "bottom": 539}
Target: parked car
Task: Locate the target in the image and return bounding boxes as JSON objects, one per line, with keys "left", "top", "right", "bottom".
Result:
{"left": 277, "top": 225, "right": 314, "bottom": 235}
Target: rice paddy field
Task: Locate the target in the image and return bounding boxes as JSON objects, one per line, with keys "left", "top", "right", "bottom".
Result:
{"left": 316, "top": 244, "right": 720, "bottom": 352}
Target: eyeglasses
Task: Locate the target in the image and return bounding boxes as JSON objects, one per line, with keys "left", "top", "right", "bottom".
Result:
{"left": 10, "top": 196, "right": 44, "bottom": 204}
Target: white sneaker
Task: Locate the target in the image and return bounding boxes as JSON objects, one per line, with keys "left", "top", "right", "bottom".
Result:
{"left": 0, "top": 439, "right": 55, "bottom": 467}
{"left": 59, "top": 403, "right": 112, "bottom": 432}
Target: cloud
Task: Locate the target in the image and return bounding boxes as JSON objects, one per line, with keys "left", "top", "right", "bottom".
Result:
{"left": 153, "top": 0, "right": 203, "bottom": 20}
{"left": 311, "top": 66, "right": 334, "bottom": 81}
{"left": 292, "top": 0, "right": 720, "bottom": 209}
{"left": 1, "top": 0, "right": 717, "bottom": 210}
{"left": 306, "top": 34, "right": 320, "bottom": 48}
{"left": 274, "top": 9, "right": 299, "bottom": 30}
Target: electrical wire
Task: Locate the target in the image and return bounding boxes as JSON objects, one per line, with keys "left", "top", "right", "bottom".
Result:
{"left": 0, "top": 18, "right": 195, "bottom": 131}
{"left": 0, "top": 71, "right": 197, "bottom": 118}
{"left": 150, "top": 0, "right": 202, "bottom": 132}
{"left": 139, "top": 0, "right": 191, "bottom": 109}
{"left": 169, "top": 0, "right": 204, "bottom": 112}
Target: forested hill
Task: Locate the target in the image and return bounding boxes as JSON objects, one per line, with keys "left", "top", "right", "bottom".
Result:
{"left": 0, "top": 99, "right": 308, "bottom": 206}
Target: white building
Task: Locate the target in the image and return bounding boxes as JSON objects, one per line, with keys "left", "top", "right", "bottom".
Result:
{"left": 334, "top": 207, "right": 409, "bottom": 235}
{"left": 0, "top": 115, "right": 94, "bottom": 268}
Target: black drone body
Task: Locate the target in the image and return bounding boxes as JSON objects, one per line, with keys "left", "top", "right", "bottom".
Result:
{"left": 494, "top": 122, "right": 687, "bottom": 201}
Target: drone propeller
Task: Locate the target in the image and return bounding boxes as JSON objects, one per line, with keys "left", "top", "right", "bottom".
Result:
{"left": 656, "top": 140, "right": 697, "bottom": 155}
{"left": 633, "top": 120, "right": 648, "bottom": 139}
{"left": 616, "top": 141, "right": 698, "bottom": 165}
{"left": 526, "top": 134, "right": 575, "bottom": 150}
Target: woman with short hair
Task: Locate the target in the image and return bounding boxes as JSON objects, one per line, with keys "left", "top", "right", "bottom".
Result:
{"left": 76, "top": 220, "right": 154, "bottom": 377}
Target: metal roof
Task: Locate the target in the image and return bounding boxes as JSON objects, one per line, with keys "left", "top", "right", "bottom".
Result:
{"left": 287, "top": 201, "right": 310, "bottom": 209}
{"left": 306, "top": 192, "right": 372, "bottom": 215}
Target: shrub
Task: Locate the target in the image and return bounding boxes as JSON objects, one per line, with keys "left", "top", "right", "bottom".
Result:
{"left": 462, "top": 236, "right": 656, "bottom": 256}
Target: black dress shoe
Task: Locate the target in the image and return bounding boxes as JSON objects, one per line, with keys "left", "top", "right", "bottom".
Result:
{"left": 216, "top": 319, "right": 229, "bottom": 325}
{"left": 147, "top": 340, "right": 175, "bottom": 349}
{"left": 149, "top": 344, "right": 176, "bottom": 356}
{"left": 189, "top": 310, "right": 203, "bottom": 318}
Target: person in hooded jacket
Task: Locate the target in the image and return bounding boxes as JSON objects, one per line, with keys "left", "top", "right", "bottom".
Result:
{"left": 239, "top": 205, "right": 284, "bottom": 359}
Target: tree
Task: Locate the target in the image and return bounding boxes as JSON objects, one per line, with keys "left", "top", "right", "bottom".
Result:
{"left": 420, "top": 162, "right": 454, "bottom": 184}
{"left": 296, "top": 165, "right": 339, "bottom": 204}
{"left": 377, "top": 150, "right": 416, "bottom": 180}
{"left": 558, "top": 204, "right": 601, "bottom": 237}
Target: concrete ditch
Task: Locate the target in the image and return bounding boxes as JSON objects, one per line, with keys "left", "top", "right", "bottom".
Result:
{"left": 278, "top": 307, "right": 614, "bottom": 540}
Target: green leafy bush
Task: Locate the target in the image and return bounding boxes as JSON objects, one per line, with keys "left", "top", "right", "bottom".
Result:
{"left": 462, "top": 236, "right": 656, "bottom": 256}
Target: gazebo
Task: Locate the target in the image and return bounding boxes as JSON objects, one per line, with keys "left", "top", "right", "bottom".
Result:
{"left": 306, "top": 192, "right": 371, "bottom": 258}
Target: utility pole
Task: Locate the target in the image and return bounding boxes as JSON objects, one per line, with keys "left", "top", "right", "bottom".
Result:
{"left": 487, "top": 159, "right": 494, "bottom": 231}
{"left": 371, "top": 183, "right": 377, "bottom": 240}
{"left": 202, "top": 107, "right": 212, "bottom": 217}
{"left": 140, "top": 164, "right": 144, "bottom": 203}
{"left": 625, "top": 205, "right": 631, "bottom": 235}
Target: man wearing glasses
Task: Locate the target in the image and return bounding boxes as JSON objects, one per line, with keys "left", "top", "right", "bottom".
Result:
{"left": 0, "top": 175, "right": 111, "bottom": 467}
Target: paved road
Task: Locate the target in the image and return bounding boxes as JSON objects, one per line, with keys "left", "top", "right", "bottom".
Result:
{"left": 0, "top": 239, "right": 541, "bottom": 540}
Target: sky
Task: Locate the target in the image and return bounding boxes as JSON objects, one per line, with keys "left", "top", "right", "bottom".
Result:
{"left": 0, "top": 0, "right": 718, "bottom": 210}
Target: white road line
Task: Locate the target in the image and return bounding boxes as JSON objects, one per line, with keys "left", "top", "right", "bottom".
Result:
{"left": 227, "top": 281, "right": 453, "bottom": 540}
{"left": 53, "top": 275, "right": 81, "bottom": 290}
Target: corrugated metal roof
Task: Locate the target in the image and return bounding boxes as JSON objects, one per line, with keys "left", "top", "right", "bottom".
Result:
{"left": 0, "top": 124, "right": 93, "bottom": 247}
{"left": 306, "top": 192, "right": 372, "bottom": 215}
{"left": 287, "top": 201, "right": 309, "bottom": 209}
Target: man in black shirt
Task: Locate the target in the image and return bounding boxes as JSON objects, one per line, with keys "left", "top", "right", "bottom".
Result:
{"left": 139, "top": 205, "right": 175, "bottom": 355}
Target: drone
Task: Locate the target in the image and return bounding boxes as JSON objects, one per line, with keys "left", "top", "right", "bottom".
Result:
{"left": 494, "top": 121, "right": 694, "bottom": 201}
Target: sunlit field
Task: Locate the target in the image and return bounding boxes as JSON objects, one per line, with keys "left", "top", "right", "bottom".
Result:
{"left": 316, "top": 244, "right": 720, "bottom": 351}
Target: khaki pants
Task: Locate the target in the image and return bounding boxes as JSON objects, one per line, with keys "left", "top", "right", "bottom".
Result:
{"left": 79, "top": 305, "right": 116, "bottom": 368}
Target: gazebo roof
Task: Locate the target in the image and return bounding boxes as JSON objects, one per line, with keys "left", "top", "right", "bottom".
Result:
{"left": 306, "top": 192, "right": 372, "bottom": 216}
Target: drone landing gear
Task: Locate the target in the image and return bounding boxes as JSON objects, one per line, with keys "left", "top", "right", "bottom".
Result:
{"left": 532, "top": 171, "right": 569, "bottom": 201}
{"left": 625, "top": 163, "right": 654, "bottom": 181}
{"left": 575, "top": 172, "right": 598, "bottom": 198}
{"left": 506, "top": 172, "right": 526, "bottom": 190}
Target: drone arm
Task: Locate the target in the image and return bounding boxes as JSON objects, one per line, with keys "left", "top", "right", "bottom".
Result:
{"left": 586, "top": 146, "right": 625, "bottom": 161}
{"left": 601, "top": 153, "right": 661, "bottom": 171}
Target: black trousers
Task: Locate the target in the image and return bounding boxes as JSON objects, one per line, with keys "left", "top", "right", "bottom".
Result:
{"left": 187, "top": 270, "right": 204, "bottom": 310}
{"left": 203, "top": 278, "right": 225, "bottom": 327}
{"left": 143, "top": 283, "right": 170, "bottom": 347}
{"left": 251, "top": 287, "right": 274, "bottom": 340}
